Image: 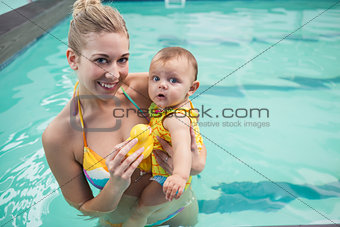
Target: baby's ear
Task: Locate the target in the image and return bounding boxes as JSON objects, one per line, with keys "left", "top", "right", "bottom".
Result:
{"left": 188, "top": 80, "right": 200, "bottom": 96}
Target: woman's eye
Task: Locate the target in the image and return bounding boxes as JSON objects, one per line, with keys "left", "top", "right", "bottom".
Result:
{"left": 152, "top": 76, "right": 160, "bottom": 81}
{"left": 169, "top": 78, "right": 177, "bottom": 83}
{"left": 96, "top": 58, "right": 108, "bottom": 64}
{"left": 118, "top": 57, "right": 128, "bottom": 63}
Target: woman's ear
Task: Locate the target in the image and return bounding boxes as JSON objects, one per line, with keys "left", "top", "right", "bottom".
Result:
{"left": 188, "top": 80, "right": 200, "bottom": 96}
{"left": 66, "top": 48, "right": 79, "bottom": 70}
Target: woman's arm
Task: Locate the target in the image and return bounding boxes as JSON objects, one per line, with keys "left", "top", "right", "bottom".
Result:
{"left": 188, "top": 127, "right": 207, "bottom": 175}
{"left": 42, "top": 123, "right": 144, "bottom": 216}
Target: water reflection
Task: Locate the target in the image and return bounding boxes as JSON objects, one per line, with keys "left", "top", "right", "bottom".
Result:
{"left": 198, "top": 181, "right": 340, "bottom": 213}
{"left": 0, "top": 148, "right": 58, "bottom": 226}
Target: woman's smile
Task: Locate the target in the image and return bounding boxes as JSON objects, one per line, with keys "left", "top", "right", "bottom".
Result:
{"left": 97, "top": 81, "right": 119, "bottom": 90}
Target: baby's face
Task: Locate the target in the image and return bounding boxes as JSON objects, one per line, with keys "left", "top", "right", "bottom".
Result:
{"left": 148, "top": 57, "right": 195, "bottom": 109}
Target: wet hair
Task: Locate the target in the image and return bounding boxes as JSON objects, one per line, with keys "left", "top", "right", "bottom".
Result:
{"left": 151, "top": 47, "right": 198, "bottom": 80}
{"left": 68, "top": 0, "right": 129, "bottom": 55}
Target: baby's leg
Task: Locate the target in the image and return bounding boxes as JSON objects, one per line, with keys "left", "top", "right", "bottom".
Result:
{"left": 123, "top": 181, "right": 168, "bottom": 227}
{"left": 139, "top": 180, "right": 168, "bottom": 206}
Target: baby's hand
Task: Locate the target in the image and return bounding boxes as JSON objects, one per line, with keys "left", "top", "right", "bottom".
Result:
{"left": 163, "top": 174, "right": 186, "bottom": 201}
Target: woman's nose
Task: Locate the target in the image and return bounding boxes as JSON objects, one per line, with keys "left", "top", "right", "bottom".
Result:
{"left": 105, "top": 63, "right": 119, "bottom": 80}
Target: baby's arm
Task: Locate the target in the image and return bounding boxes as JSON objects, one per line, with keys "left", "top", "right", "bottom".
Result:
{"left": 162, "top": 115, "right": 192, "bottom": 201}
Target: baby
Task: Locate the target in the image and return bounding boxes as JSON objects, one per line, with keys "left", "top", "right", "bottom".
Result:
{"left": 124, "top": 47, "right": 203, "bottom": 227}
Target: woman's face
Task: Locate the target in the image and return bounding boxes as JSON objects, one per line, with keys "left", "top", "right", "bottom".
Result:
{"left": 75, "top": 32, "right": 129, "bottom": 97}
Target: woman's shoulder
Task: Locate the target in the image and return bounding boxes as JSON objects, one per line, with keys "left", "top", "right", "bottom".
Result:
{"left": 125, "top": 72, "right": 148, "bottom": 91}
{"left": 42, "top": 102, "right": 77, "bottom": 155}
{"left": 122, "top": 72, "right": 151, "bottom": 107}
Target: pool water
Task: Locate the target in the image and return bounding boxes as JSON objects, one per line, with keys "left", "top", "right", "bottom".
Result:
{"left": 1, "top": 0, "right": 340, "bottom": 226}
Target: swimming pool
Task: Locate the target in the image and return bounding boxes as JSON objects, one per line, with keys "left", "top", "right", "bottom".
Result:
{"left": 1, "top": 0, "right": 340, "bottom": 226}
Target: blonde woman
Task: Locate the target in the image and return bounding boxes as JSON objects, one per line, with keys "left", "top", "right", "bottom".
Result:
{"left": 42, "top": 0, "right": 206, "bottom": 226}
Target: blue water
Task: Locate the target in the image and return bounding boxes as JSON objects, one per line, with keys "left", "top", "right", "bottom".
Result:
{"left": 1, "top": 0, "right": 340, "bottom": 226}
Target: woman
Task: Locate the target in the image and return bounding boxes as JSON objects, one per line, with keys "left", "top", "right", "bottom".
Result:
{"left": 42, "top": 0, "right": 206, "bottom": 226}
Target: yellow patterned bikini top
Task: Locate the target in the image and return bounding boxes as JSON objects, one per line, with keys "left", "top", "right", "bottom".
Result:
{"left": 73, "top": 81, "right": 149, "bottom": 190}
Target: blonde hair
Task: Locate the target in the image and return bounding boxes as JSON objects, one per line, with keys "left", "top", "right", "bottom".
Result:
{"left": 69, "top": 0, "right": 129, "bottom": 55}
{"left": 151, "top": 47, "right": 198, "bottom": 80}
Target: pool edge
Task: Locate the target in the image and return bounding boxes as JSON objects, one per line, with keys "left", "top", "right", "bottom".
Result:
{"left": 0, "top": 0, "right": 74, "bottom": 66}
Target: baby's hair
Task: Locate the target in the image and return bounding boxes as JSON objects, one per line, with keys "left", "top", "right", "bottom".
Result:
{"left": 152, "top": 47, "right": 198, "bottom": 80}
{"left": 69, "top": 0, "right": 129, "bottom": 56}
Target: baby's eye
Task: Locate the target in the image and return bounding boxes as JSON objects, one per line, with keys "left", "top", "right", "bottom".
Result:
{"left": 95, "top": 58, "right": 108, "bottom": 64}
{"left": 118, "top": 57, "right": 128, "bottom": 64}
{"left": 169, "top": 78, "right": 177, "bottom": 83}
{"left": 152, "top": 76, "right": 160, "bottom": 81}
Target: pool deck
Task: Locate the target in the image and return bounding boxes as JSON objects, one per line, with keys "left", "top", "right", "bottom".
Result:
{"left": 0, "top": 0, "right": 74, "bottom": 66}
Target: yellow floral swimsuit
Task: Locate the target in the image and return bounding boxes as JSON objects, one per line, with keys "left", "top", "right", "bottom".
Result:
{"left": 148, "top": 101, "right": 203, "bottom": 190}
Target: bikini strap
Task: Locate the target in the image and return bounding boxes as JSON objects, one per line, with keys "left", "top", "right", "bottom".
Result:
{"left": 73, "top": 82, "right": 149, "bottom": 148}
{"left": 189, "top": 100, "right": 194, "bottom": 109}
{"left": 121, "top": 87, "right": 150, "bottom": 122}
{"left": 73, "top": 81, "right": 88, "bottom": 147}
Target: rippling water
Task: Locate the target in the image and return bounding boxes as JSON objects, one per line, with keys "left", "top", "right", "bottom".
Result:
{"left": 1, "top": 0, "right": 340, "bottom": 226}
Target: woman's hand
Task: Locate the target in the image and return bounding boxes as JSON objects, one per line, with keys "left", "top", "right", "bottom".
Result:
{"left": 105, "top": 138, "right": 144, "bottom": 193}
{"left": 189, "top": 126, "right": 206, "bottom": 175}
{"left": 153, "top": 127, "right": 206, "bottom": 175}
{"left": 153, "top": 136, "right": 174, "bottom": 174}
